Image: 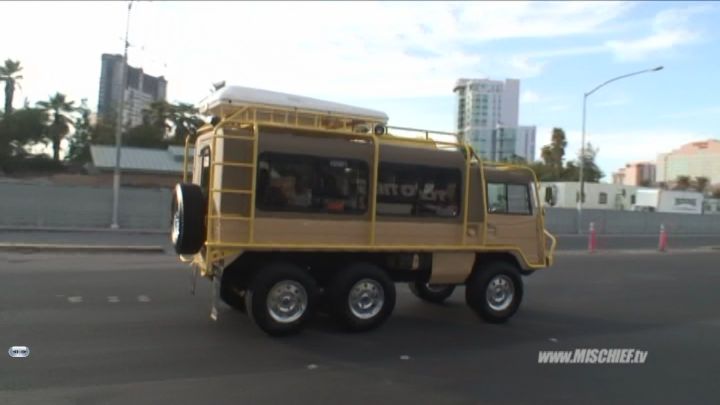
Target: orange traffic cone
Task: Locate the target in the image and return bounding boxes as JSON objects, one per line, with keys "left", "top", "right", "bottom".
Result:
{"left": 658, "top": 224, "right": 668, "bottom": 252}
{"left": 588, "top": 222, "right": 597, "bottom": 253}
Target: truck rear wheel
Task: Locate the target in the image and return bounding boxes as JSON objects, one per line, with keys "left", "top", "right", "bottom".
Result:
{"left": 244, "top": 262, "right": 317, "bottom": 336}
{"left": 409, "top": 281, "right": 456, "bottom": 304}
{"left": 328, "top": 263, "right": 396, "bottom": 332}
{"left": 465, "top": 261, "right": 523, "bottom": 323}
{"left": 171, "top": 183, "right": 205, "bottom": 254}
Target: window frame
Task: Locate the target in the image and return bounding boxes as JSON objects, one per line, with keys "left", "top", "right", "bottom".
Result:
{"left": 376, "top": 162, "right": 463, "bottom": 219}
{"left": 486, "top": 182, "right": 533, "bottom": 216}
{"left": 255, "top": 151, "right": 370, "bottom": 216}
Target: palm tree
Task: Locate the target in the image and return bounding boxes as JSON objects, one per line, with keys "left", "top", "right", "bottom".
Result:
{"left": 675, "top": 175, "right": 691, "bottom": 191}
{"left": 0, "top": 59, "right": 23, "bottom": 116}
{"left": 169, "top": 103, "right": 204, "bottom": 143}
{"left": 36, "top": 93, "right": 76, "bottom": 161}
{"left": 694, "top": 176, "right": 709, "bottom": 193}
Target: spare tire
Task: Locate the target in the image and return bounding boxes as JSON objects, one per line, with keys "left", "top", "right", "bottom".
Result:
{"left": 171, "top": 183, "right": 205, "bottom": 254}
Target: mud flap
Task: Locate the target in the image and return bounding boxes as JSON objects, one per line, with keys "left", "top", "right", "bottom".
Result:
{"left": 210, "top": 264, "right": 222, "bottom": 321}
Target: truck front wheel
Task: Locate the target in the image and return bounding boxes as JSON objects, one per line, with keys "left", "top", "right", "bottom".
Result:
{"left": 328, "top": 263, "right": 396, "bottom": 332}
{"left": 465, "top": 262, "right": 523, "bottom": 323}
{"left": 245, "top": 262, "right": 318, "bottom": 336}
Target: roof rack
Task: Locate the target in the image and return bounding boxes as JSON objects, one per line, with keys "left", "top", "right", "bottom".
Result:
{"left": 195, "top": 85, "right": 470, "bottom": 151}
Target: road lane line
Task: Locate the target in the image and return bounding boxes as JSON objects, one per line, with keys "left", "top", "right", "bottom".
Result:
{"left": 137, "top": 295, "right": 151, "bottom": 303}
{"left": 67, "top": 296, "right": 83, "bottom": 303}
{"left": 108, "top": 296, "right": 120, "bottom": 303}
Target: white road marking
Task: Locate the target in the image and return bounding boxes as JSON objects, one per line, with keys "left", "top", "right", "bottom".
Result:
{"left": 307, "top": 364, "right": 318, "bottom": 370}
{"left": 67, "top": 296, "right": 83, "bottom": 303}
{"left": 400, "top": 355, "right": 411, "bottom": 360}
{"left": 108, "top": 296, "right": 120, "bottom": 303}
{"left": 137, "top": 295, "right": 151, "bottom": 303}
{"left": 549, "top": 338, "right": 558, "bottom": 343}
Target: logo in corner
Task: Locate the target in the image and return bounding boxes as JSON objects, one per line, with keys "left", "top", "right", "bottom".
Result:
{"left": 8, "top": 346, "right": 30, "bottom": 358}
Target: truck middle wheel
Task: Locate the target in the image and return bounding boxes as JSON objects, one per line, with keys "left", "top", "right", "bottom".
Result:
{"left": 327, "top": 263, "right": 396, "bottom": 332}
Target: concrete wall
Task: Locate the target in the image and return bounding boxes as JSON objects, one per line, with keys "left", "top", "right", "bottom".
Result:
{"left": 0, "top": 181, "right": 171, "bottom": 229}
{"left": 545, "top": 207, "right": 720, "bottom": 235}
{"left": 1, "top": 181, "right": 719, "bottom": 234}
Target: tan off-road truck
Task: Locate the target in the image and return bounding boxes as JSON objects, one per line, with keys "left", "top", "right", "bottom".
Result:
{"left": 171, "top": 85, "right": 556, "bottom": 336}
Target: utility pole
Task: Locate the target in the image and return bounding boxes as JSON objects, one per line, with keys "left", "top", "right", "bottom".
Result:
{"left": 577, "top": 66, "right": 663, "bottom": 234}
{"left": 111, "top": 1, "right": 133, "bottom": 229}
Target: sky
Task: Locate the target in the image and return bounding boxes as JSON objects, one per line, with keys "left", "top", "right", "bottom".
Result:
{"left": 1, "top": 1, "right": 718, "bottom": 180}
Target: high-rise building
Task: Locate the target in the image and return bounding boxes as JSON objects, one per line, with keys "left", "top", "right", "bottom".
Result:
{"left": 453, "top": 78, "right": 535, "bottom": 162}
{"left": 97, "top": 53, "right": 167, "bottom": 129}
{"left": 656, "top": 140, "right": 720, "bottom": 186}
{"left": 612, "top": 161, "right": 656, "bottom": 186}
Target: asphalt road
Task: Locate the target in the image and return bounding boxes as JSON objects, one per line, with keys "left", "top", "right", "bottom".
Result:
{"left": 2, "top": 251, "right": 720, "bottom": 404}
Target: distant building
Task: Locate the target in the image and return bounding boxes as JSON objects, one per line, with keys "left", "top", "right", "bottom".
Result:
{"left": 465, "top": 126, "right": 536, "bottom": 162}
{"left": 453, "top": 78, "right": 535, "bottom": 162}
{"left": 612, "top": 161, "right": 656, "bottom": 186}
{"left": 97, "top": 53, "right": 168, "bottom": 129}
{"left": 88, "top": 145, "right": 192, "bottom": 188}
{"left": 656, "top": 140, "right": 720, "bottom": 186}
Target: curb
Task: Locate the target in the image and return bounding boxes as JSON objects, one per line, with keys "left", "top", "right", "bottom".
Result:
{"left": 0, "top": 243, "right": 167, "bottom": 253}
{"left": 554, "top": 247, "right": 720, "bottom": 256}
{"left": 0, "top": 226, "right": 167, "bottom": 234}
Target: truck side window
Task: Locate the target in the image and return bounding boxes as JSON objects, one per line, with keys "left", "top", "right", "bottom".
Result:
{"left": 487, "top": 183, "right": 531, "bottom": 215}
{"left": 377, "top": 163, "right": 461, "bottom": 218}
{"left": 256, "top": 152, "right": 368, "bottom": 215}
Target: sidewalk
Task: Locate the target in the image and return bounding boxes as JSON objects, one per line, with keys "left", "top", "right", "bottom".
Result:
{"left": 0, "top": 228, "right": 169, "bottom": 253}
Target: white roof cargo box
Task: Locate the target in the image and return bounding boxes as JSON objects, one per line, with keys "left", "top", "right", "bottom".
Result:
{"left": 197, "top": 85, "right": 389, "bottom": 123}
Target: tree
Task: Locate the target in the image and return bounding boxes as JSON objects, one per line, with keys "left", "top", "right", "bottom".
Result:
{"left": 123, "top": 123, "right": 165, "bottom": 148}
{"left": 694, "top": 176, "right": 709, "bottom": 193}
{"left": 0, "top": 59, "right": 23, "bottom": 116}
{"left": 0, "top": 107, "right": 46, "bottom": 163}
{"left": 36, "top": 93, "right": 76, "bottom": 161}
{"left": 675, "top": 175, "right": 691, "bottom": 190}
{"left": 142, "top": 100, "right": 173, "bottom": 135}
{"left": 168, "top": 102, "right": 204, "bottom": 144}
{"left": 712, "top": 187, "right": 720, "bottom": 199}
{"left": 65, "top": 99, "right": 93, "bottom": 163}
{"left": 540, "top": 128, "right": 567, "bottom": 179}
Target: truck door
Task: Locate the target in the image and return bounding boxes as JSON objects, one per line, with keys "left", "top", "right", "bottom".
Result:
{"left": 484, "top": 169, "right": 545, "bottom": 266}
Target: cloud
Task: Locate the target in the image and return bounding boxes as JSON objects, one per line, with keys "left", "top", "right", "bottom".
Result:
{"left": 593, "top": 97, "right": 630, "bottom": 107}
{"left": 520, "top": 91, "right": 542, "bottom": 104}
{"left": 0, "top": 1, "right": 636, "bottom": 109}
{"left": 664, "top": 106, "right": 720, "bottom": 120}
{"left": 605, "top": 5, "right": 707, "bottom": 61}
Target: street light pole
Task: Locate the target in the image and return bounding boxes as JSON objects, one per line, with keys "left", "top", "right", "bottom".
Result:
{"left": 111, "top": 1, "right": 133, "bottom": 229}
{"left": 576, "top": 65, "right": 663, "bottom": 234}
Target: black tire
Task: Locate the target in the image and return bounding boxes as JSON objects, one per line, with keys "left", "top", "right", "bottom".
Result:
{"left": 220, "top": 282, "right": 246, "bottom": 312}
{"left": 171, "top": 183, "right": 205, "bottom": 254}
{"left": 244, "top": 262, "right": 317, "bottom": 336}
{"left": 465, "top": 261, "right": 523, "bottom": 323}
{"left": 328, "top": 263, "right": 396, "bottom": 332}
{"left": 409, "top": 281, "right": 456, "bottom": 304}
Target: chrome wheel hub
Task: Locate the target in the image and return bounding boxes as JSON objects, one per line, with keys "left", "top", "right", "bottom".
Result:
{"left": 348, "top": 278, "right": 384, "bottom": 320}
{"left": 486, "top": 275, "right": 514, "bottom": 311}
{"left": 171, "top": 210, "right": 180, "bottom": 243}
{"left": 267, "top": 280, "right": 307, "bottom": 323}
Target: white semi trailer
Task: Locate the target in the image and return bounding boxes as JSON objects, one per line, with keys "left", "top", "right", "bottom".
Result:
{"left": 633, "top": 189, "right": 704, "bottom": 215}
